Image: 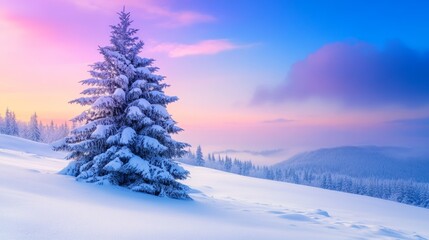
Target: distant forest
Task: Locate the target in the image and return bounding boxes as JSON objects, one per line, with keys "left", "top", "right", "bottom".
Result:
{"left": 180, "top": 147, "right": 429, "bottom": 209}
{"left": 0, "top": 109, "right": 69, "bottom": 143}
{"left": 2, "top": 108, "right": 428, "bottom": 209}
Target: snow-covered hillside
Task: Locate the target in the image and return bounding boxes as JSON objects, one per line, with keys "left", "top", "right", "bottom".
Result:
{"left": 275, "top": 146, "right": 429, "bottom": 182}
{"left": 1, "top": 135, "right": 428, "bottom": 240}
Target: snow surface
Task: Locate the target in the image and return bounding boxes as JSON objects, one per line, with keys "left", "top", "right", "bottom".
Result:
{"left": 119, "top": 127, "right": 136, "bottom": 145}
{"left": 152, "top": 104, "right": 169, "bottom": 117}
{"left": 91, "top": 124, "right": 112, "bottom": 139}
{"left": 0, "top": 134, "right": 65, "bottom": 159}
{"left": 127, "top": 106, "right": 144, "bottom": 121}
{"left": 132, "top": 98, "right": 151, "bottom": 110}
{"left": 1, "top": 134, "right": 429, "bottom": 240}
{"left": 123, "top": 155, "right": 150, "bottom": 176}
{"left": 103, "top": 157, "right": 123, "bottom": 172}
{"left": 113, "top": 88, "right": 126, "bottom": 101}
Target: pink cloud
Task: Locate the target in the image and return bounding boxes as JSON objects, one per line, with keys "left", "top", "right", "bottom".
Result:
{"left": 151, "top": 39, "right": 243, "bottom": 57}
{"left": 65, "top": 0, "right": 215, "bottom": 26}
{"left": 0, "top": 11, "right": 58, "bottom": 41}
{"left": 0, "top": 9, "right": 98, "bottom": 63}
{"left": 139, "top": 2, "right": 215, "bottom": 27}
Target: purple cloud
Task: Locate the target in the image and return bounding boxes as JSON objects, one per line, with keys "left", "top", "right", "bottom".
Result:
{"left": 252, "top": 41, "right": 429, "bottom": 107}
{"left": 261, "top": 118, "right": 294, "bottom": 124}
{"left": 212, "top": 149, "right": 284, "bottom": 157}
{"left": 385, "top": 117, "right": 429, "bottom": 127}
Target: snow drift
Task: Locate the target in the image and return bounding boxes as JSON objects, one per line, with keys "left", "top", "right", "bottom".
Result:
{"left": 1, "top": 134, "right": 428, "bottom": 239}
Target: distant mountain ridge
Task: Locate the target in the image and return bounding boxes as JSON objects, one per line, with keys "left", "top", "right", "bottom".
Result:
{"left": 274, "top": 146, "right": 429, "bottom": 182}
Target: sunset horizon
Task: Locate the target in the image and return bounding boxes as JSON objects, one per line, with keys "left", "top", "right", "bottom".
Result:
{"left": 1, "top": 0, "right": 428, "bottom": 164}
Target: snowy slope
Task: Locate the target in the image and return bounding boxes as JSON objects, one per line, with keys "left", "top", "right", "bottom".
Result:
{"left": 274, "top": 146, "right": 429, "bottom": 182}
{"left": 1, "top": 136, "right": 429, "bottom": 240}
{"left": 0, "top": 134, "right": 65, "bottom": 159}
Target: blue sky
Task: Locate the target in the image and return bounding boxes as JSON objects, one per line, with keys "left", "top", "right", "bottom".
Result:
{"left": 1, "top": 0, "right": 428, "bottom": 164}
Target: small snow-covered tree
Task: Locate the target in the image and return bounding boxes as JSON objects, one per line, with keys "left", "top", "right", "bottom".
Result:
{"left": 4, "top": 109, "right": 19, "bottom": 136}
{"left": 18, "top": 121, "right": 29, "bottom": 139}
{"left": 0, "top": 114, "right": 4, "bottom": 133}
{"left": 195, "top": 145, "right": 205, "bottom": 166}
{"left": 59, "top": 122, "right": 70, "bottom": 137}
{"left": 54, "top": 9, "right": 190, "bottom": 199}
{"left": 28, "top": 113, "right": 41, "bottom": 142}
{"left": 224, "top": 157, "right": 232, "bottom": 172}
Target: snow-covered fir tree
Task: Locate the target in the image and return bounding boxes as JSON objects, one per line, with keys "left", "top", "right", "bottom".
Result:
{"left": 53, "top": 9, "right": 190, "bottom": 199}
{"left": 195, "top": 145, "right": 205, "bottom": 166}
{"left": 28, "top": 113, "right": 41, "bottom": 142}
{"left": 3, "top": 109, "right": 19, "bottom": 136}
{"left": 224, "top": 157, "right": 232, "bottom": 172}
{"left": 0, "top": 114, "right": 4, "bottom": 133}
{"left": 0, "top": 108, "right": 68, "bottom": 142}
{"left": 41, "top": 121, "right": 69, "bottom": 143}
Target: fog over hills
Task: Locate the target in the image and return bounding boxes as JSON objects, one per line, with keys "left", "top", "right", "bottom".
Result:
{"left": 274, "top": 146, "right": 429, "bottom": 182}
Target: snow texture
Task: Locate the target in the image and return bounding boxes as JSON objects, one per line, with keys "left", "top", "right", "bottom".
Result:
{"left": 103, "top": 157, "right": 123, "bottom": 172}
{"left": 91, "top": 125, "right": 113, "bottom": 139}
{"left": 119, "top": 127, "right": 136, "bottom": 145}
{"left": 122, "top": 155, "right": 150, "bottom": 176}
{"left": 1, "top": 135, "right": 429, "bottom": 240}
{"left": 127, "top": 106, "right": 144, "bottom": 121}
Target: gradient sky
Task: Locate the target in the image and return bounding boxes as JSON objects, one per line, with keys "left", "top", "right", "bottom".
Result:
{"left": 1, "top": 0, "right": 428, "bottom": 164}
